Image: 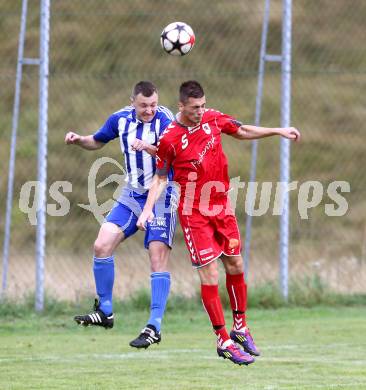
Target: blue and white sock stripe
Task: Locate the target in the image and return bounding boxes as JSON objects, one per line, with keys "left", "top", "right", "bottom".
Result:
{"left": 94, "top": 256, "right": 114, "bottom": 264}
{"left": 151, "top": 272, "right": 171, "bottom": 279}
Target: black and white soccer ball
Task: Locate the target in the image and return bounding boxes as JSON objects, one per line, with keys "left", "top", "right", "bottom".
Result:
{"left": 160, "top": 22, "right": 195, "bottom": 56}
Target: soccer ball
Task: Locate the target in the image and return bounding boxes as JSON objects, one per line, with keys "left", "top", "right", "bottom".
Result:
{"left": 160, "top": 22, "right": 195, "bottom": 56}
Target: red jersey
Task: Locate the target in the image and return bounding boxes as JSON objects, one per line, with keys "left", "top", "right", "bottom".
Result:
{"left": 156, "top": 109, "right": 241, "bottom": 210}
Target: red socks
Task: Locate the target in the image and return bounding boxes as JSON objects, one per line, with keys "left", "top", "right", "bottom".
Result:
{"left": 226, "top": 272, "right": 247, "bottom": 330}
{"left": 201, "top": 284, "right": 230, "bottom": 343}
{"left": 201, "top": 274, "right": 248, "bottom": 342}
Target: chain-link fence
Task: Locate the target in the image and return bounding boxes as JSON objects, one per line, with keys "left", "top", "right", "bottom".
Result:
{"left": 1, "top": 0, "right": 365, "bottom": 301}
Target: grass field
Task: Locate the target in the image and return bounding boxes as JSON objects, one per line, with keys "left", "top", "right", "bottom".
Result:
{"left": 0, "top": 306, "right": 365, "bottom": 389}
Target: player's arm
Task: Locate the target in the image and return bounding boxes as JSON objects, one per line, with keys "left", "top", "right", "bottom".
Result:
{"left": 131, "top": 139, "right": 157, "bottom": 156}
{"left": 65, "top": 132, "right": 105, "bottom": 150}
{"left": 136, "top": 173, "right": 168, "bottom": 231}
{"left": 67, "top": 114, "right": 119, "bottom": 150}
{"left": 231, "top": 125, "right": 301, "bottom": 142}
{"left": 133, "top": 108, "right": 173, "bottom": 156}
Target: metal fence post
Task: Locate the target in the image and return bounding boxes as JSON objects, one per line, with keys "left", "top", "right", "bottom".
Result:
{"left": 279, "top": 0, "right": 293, "bottom": 301}
{"left": 1, "top": 0, "right": 29, "bottom": 299}
{"left": 35, "top": 0, "right": 51, "bottom": 311}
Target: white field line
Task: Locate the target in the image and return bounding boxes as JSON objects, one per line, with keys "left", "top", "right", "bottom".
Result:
{"left": 1, "top": 346, "right": 366, "bottom": 365}
{"left": 1, "top": 351, "right": 365, "bottom": 390}
{"left": 0, "top": 349, "right": 206, "bottom": 363}
{"left": 264, "top": 342, "right": 365, "bottom": 350}
{"left": 263, "top": 386, "right": 366, "bottom": 390}
{"left": 301, "top": 385, "right": 366, "bottom": 389}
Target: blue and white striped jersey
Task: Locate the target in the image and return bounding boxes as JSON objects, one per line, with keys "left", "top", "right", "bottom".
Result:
{"left": 93, "top": 105, "right": 174, "bottom": 189}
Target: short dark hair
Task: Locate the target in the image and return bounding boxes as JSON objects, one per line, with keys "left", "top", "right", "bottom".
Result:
{"left": 132, "top": 81, "right": 158, "bottom": 98}
{"left": 179, "top": 80, "right": 205, "bottom": 103}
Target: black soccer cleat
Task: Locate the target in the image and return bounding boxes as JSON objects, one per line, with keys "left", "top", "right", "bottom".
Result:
{"left": 129, "top": 324, "right": 161, "bottom": 349}
{"left": 74, "top": 299, "right": 114, "bottom": 329}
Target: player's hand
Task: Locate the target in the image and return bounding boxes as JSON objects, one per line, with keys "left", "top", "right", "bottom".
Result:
{"left": 280, "top": 127, "right": 301, "bottom": 142}
{"left": 65, "top": 131, "right": 82, "bottom": 145}
{"left": 131, "top": 139, "right": 148, "bottom": 151}
{"left": 136, "top": 209, "right": 155, "bottom": 231}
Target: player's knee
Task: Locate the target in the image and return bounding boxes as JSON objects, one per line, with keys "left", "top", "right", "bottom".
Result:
{"left": 93, "top": 239, "right": 112, "bottom": 258}
{"left": 150, "top": 253, "right": 169, "bottom": 272}
{"left": 149, "top": 242, "right": 170, "bottom": 272}
{"left": 208, "top": 268, "right": 219, "bottom": 283}
{"left": 199, "top": 264, "right": 219, "bottom": 284}
{"left": 231, "top": 256, "right": 244, "bottom": 273}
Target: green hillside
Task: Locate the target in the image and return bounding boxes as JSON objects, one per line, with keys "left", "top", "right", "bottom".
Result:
{"left": 0, "top": 0, "right": 365, "bottom": 293}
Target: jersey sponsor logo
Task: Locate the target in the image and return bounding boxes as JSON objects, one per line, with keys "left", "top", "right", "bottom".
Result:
{"left": 191, "top": 133, "right": 216, "bottom": 168}
{"left": 201, "top": 254, "right": 214, "bottom": 261}
{"left": 149, "top": 216, "right": 167, "bottom": 228}
{"left": 202, "top": 123, "right": 211, "bottom": 134}
{"left": 160, "top": 232, "right": 168, "bottom": 238}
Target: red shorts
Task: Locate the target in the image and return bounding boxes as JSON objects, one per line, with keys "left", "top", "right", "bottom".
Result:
{"left": 178, "top": 206, "right": 242, "bottom": 268}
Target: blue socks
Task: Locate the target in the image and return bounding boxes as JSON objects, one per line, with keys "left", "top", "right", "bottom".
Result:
{"left": 148, "top": 272, "right": 171, "bottom": 332}
{"left": 93, "top": 256, "right": 114, "bottom": 316}
{"left": 93, "top": 259, "right": 170, "bottom": 329}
